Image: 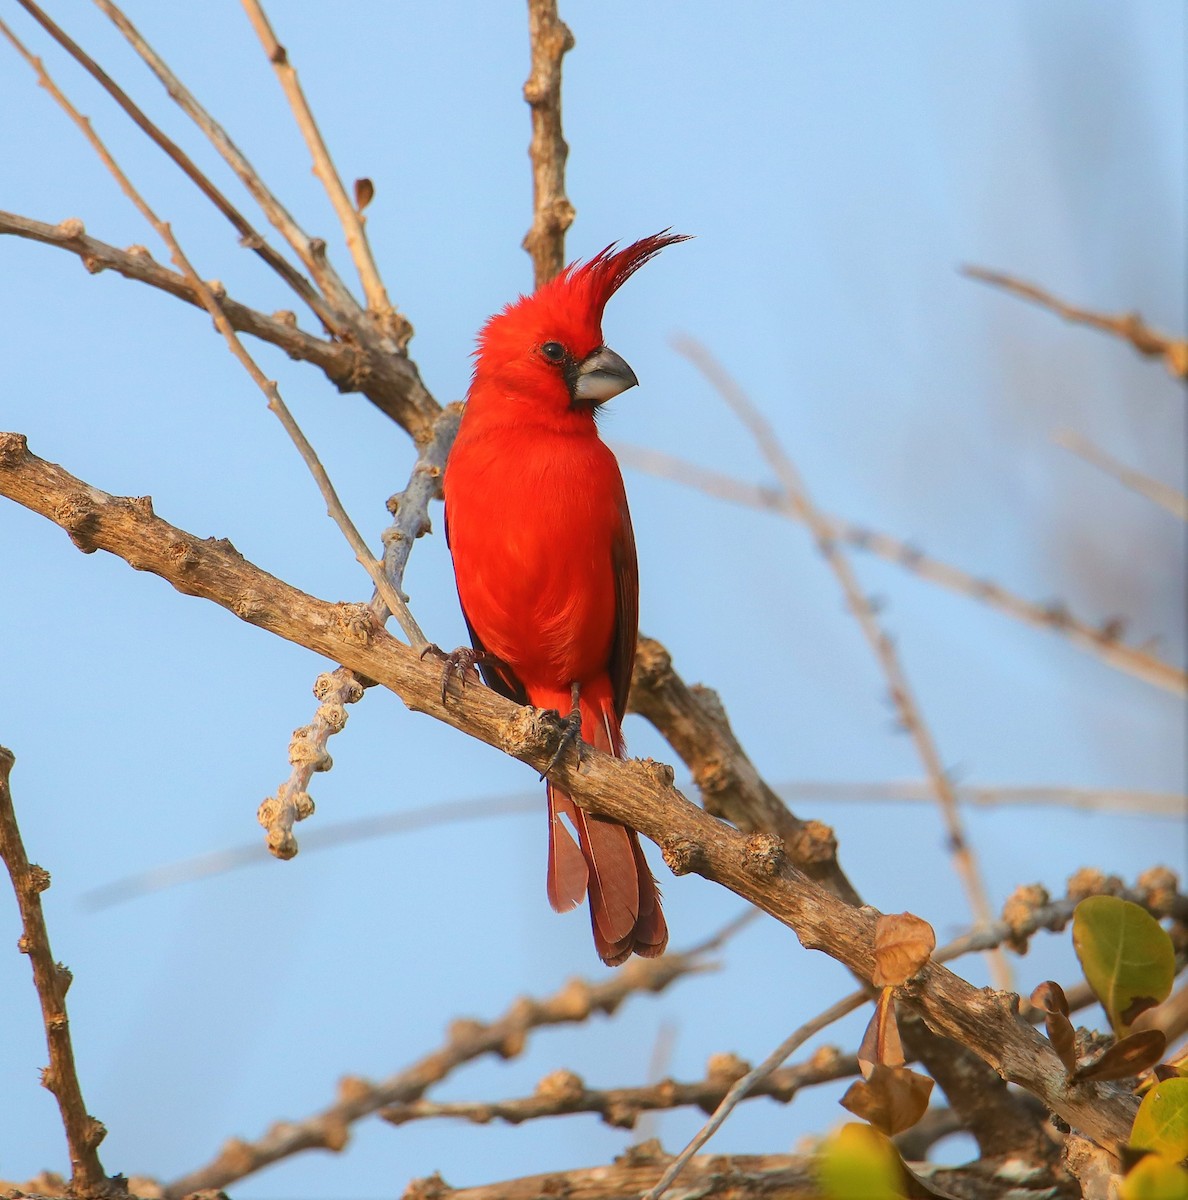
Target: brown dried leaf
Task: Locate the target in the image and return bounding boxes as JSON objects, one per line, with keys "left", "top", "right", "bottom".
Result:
{"left": 857, "top": 988, "right": 905, "bottom": 1078}
{"left": 354, "top": 177, "right": 375, "bottom": 213}
{"left": 1074, "top": 1029, "right": 1167, "bottom": 1083}
{"left": 1030, "top": 981, "right": 1078, "bottom": 1073}
{"left": 841, "top": 1063, "right": 934, "bottom": 1136}
{"left": 873, "top": 913, "right": 936, "bottom": 987}
{"left": 1031, "top": 980, "right": 1070, "bottom": 1018}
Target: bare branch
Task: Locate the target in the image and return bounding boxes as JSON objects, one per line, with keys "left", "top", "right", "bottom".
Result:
{"left": 965, "top": 265, "right": 1188, "bottom": 381}
{"left": 240, "top": 0, "right": 400, "bottom": 336}
{"left": 674, "top": 338, "right": 1009, "bottom": 989}
{"left": 0, "top": 749, "right": 110, "bottom": 1197}
{"left": 1, "top": 20, "right": 424, "bottom": 657}
{"left": 522, "top": 0, "right": 575, "bottom": 287}
{"left": 1055, "top": 427, "right": 1188, "bottom": 521}
{"left": 631, "top": 637, "right": 862, "bottom": 906}
{"left": 0, "top": 208, "right": 439, "bottom": 432}
{"left": 643, "top": 990, "right": 868, "bottom": 1200}
{"left": 614, "top": 441, "right": 1187, "bottom": 695}
{"left": 12, "top": 0, "right": 336, "bottom": 329}
{"left": 91, "top": 0, "right": 371, "bottom": 332}
{"left": 165, "top": 940, "right": 720, "bottom": 1197}
{"left": 259, "top": 404, "right": 461, "bottom": 857}
{"left": 380, "top": 1045, "right": 857, "bottom": 1130}
{"left": 0, "top": 434, "right": 1144, "bottom": 1152}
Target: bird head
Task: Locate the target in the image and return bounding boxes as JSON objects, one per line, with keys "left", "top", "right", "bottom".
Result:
{"left": 471, "top": 232, "right": 689, "bottom": 419}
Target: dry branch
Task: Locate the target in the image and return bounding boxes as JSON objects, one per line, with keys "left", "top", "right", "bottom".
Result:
{"left": 613, "top": 442, "right": 1186, "bottom": 695}
{"left": 522, "top": 0, "right": 575, "bottom": 287}
{"left": 630, "top": 638, "right": 861, "bottom": 905}
{"left": 0, "top": 18, "right": 424, "bottom": 652}
{"left": 965, "top": 265, "right": 1188, "bottom": 381}
{"left": 93, "top": 0, "right": 364, "bottom": 330}
{"left": 241, "top": 0, "right": 401, "bottom": 337}
{"left": 0, "top": 434, "right": 1144, "bottom": 1154}
{"left": 13, "top": 0, "right": 335, "bottom": 329}
{"left": 400, "top": 1141, "right": 1031, "bottom": 1200}
{"left": 673, "top": 339, "right": 1008, "bottom": 989}
{"left": 0, "top": 749, "right": 111, "bottom": 1198}
{"left": 1056, "top": 427, "right": 1188, "bottom": 522}
{"left": 0, "top": 209, "right": 437, "bottom": 433}
{"left": 165, "top": 938, "right": 719, "bottom": 1196}
{"left": 379, "top": 1047, "right": 858, "bottom": 1131}
{"left": 258, "top": 403, "right": 462, "bottom": 857}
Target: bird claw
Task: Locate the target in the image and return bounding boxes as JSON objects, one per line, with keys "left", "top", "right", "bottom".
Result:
{"left": 424, "top": 644, "right": 485, "bottom": 704}
{"left": 541, "top": 685, "right": 583, "bottom": 780}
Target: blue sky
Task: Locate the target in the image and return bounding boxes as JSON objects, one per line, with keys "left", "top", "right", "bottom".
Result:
{"left": 1, "top": 3, "right": 1184, "bottom": 1196}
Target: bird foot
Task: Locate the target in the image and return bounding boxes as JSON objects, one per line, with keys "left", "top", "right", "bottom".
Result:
{"left": 422, "top": 644, "right": 485, "bottom": 704}
{"left": 541, "top": 684, "right": 583, "bottom": 781}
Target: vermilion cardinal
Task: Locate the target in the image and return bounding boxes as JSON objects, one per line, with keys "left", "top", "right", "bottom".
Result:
{"left": 442, "top": 232, "right": 687, "bottom": 965}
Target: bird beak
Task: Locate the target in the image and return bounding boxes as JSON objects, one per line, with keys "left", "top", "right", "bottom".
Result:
{"left": 573, "top": 346, "right": 638, "bottom": 404}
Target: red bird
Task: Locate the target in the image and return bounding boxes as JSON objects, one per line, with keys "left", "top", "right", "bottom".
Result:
{"left": 443, "top": 232, "right": 687, "bottom": 965}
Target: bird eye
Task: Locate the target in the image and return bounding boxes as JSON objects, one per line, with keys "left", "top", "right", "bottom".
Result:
{"left": 540, "top": 341, "right": 566, "bottom": 362}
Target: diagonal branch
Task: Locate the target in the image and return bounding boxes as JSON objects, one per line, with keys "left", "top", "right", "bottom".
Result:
{"left": 964, "top": 265, "right": 1188, "bottom": 381}
{"left": 165, "top": 934, "right": 723, "bottom": 1197}
{"left": 3, "top": 17, "right": 423, "bottom": 655}
{"left": 91, "top": 0, "right": 369, "bottom": 332}
{"left": 522, "top": 0, "right": 575, "bottom": 288}
{"left": 240, "top": 0, "right": 398, "bottom": 334}
{"left": 0, "top": 434, "right": 1143, "bottom": 1154}
{"left": 258, "top": 404, "right": 462, "bottom": 858}
{"left": 0, "top": 749, "right": 111, "bottom": 1198}
{"left": 674, "top": 338, "right": 1009, "bottom": 989}
{"left": 1055, "top": 427, "right": 1188, "bottom": 522}
{"left": 12, "top": 0, "right": 336, "bottom": 330}
{"left": 613, "top": 441, "right": 1186, "bottom": 695}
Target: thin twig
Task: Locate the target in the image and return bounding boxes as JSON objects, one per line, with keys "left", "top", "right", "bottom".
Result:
{"left": 522, "top": 0, "right": 575, "bottom": 287}
{"left": 964, "top": 265, "right": 1188, "bottom": 381}
{"left": 163, "top": 929, "right": 730, "bottom": 1197}
{"left": 258, "top": 404, "right": 461, "bottom": 857}
{"left": 0, "top": 748, "right": 110, "bottom": 1197}
{"left": 1055, "top": 427, "right": 1188, "bottom": 521}
{"left": 674, "top": 338, "right": 1010, "bottom": 990}
{"left": 613, "top": 441, "right": 1187, "bottom": 695}
{"left": 1, "top": 17, "right": 424, "bottom": 655}
{"left": 78, "top": 782, "right": 1187, "bottom": 912}
{"left": 91, "top": 0, "right": 365, "bottom": 331}
{"left": 643, "top": 990, "right": 868, "bottom": 1200}
{"left": 240, "top": 0, "right": 399, "bottom": 336}
{"left": 13, "top": 0, "right": 335, "bottom": 330}
{"left": 0, "top": 209, "right": 439, "bottom": 434}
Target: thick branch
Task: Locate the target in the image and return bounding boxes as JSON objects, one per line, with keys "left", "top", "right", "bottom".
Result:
{"left": 522, "top": 0, "right": 575, "bottom": 287}
{"left": 630, "top": 637, "right": 861, "bottom": 906}
{"left": 0, "top": 434, "right": 1142, "bottom": 1153}
{"left": 0, "top": 749, "right": 111, "bottom": 1197}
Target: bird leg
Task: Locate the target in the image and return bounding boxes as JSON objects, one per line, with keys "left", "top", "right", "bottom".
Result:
{"left": 541, "top": 681, "right": 583, "bottom": 780}
{"left": 421, "top": 644, "right": 486, "bottom": 704}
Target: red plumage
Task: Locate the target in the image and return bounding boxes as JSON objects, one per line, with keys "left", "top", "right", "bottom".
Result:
{"left": 443, "top": 232, "right": 687, "bottom": 964}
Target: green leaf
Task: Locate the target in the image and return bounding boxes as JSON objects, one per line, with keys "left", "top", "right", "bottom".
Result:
{"left": 1132, "top": 1078, "right": 1188, "bottom": 1165}
{"left": 1072, "top": 896, "right": 1175, "bottom": 1034}
{"left": 1120, "top": 1153, "right": 1188, "bottom": 1200}
{"left": 818, "top": 1123, "right": 906, "bottom": 1200}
